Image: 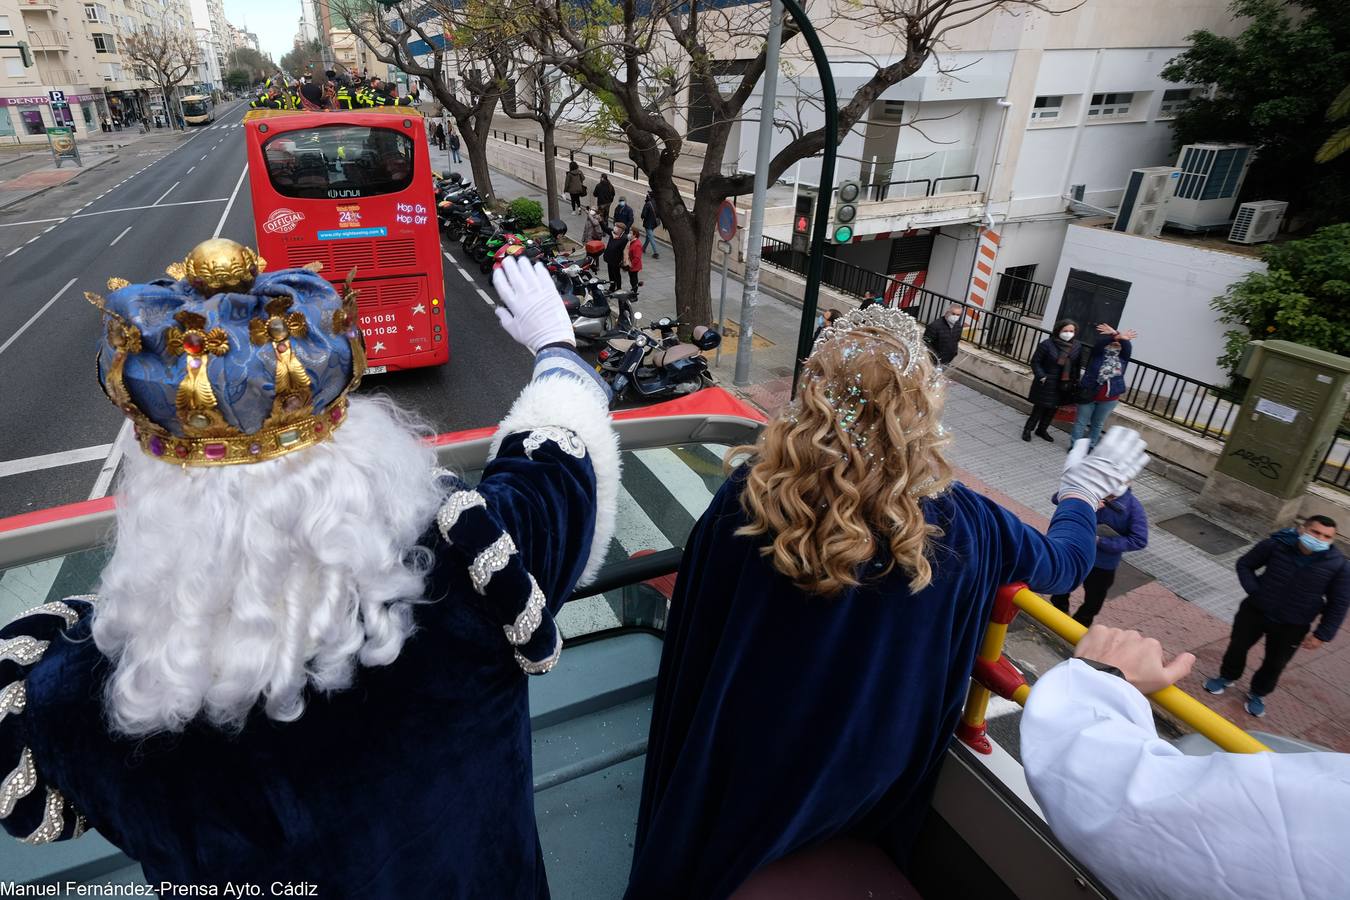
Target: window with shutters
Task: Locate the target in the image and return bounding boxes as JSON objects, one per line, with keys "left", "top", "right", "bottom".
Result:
{"left": 1030, "top": 95, "right": 1063, "bottom": 122}
{"left": 1087, "top": 92, "right": 1133, "bottom": 119}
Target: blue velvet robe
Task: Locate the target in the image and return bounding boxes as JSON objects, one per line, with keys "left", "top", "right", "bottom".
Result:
{"left": 625, "top": 474, "right": 1096, "bottom": 900}
{"left": 1, "top": 360, "right": 619, "bottom": 898}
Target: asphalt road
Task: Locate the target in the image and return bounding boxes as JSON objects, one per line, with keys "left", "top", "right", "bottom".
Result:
{"left": 0, "top": 100, "right": 534, "bottom": 519}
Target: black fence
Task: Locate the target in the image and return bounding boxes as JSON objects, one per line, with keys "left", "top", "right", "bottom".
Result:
{"left": 760, "top": 235, "right": 1243, "bottom": 442}
{"left": 489, "top": 128, "right": 699, "bottom": 195}
{"left": 1317, "top": 431, "right": 1350, "bottom": 490}
{"left": 993, "top": 272, "right": 1052, "bottom": 319}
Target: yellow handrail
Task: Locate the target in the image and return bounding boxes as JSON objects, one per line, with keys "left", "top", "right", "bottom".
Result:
{"left": 1010, "top": 588, "right": 1270, "bottom": 754}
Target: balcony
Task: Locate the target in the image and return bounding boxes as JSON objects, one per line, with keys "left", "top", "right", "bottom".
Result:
{"left": 37, "top": 67, "right": 81, "bottom": 85}
{"left": 20, "top": 0, "right": 60, "bottom": 10}
{"left": 26, "top": 28, "right": 69, "bottom": 49}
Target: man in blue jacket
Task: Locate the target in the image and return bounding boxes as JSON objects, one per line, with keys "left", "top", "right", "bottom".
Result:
{"left": 1050, "top": 485, "right": 1148, "bottom": 626}
{"left": 1206, "top": 515, "right": 1350, "bottom": 717}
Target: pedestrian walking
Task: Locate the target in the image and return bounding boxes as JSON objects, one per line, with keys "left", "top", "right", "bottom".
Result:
{"left": 1023, "top": 320, "right": 1085, "bottom": 444}
{"left": 613, "top": 197, "right": 634, "bottom": 230}
{"left": 448, "top": 130, "right": 461, "bottom": 164}
{"left": 594, "top": 174, "right": 615, "bottom": 223}
{"left": 625, "top": 226, "right": 643, "bottom": 294}
{"left": 923, "top": 302, "right": 964, "bottom": 366}
{"left": 1049, "top": 485, "right": 1148, "bottom": 626}
{"left": 859, "top": 290, "right": 882, "bottom": 310}
{"left": 641, "top": 193, "right": 660, "bottom": 258}
{"left": 603, "top": 222, "right": 627, "bottom": 292}
{"left": 565, "top": 162, "right": 587, "bottom": 213}
{"left": 1073, "top": 323, "right": 1137, "bottom": 449}
{"left": 433, "top": 122, "right": 446, "bottom": 151}
{"left": 582, "top": 207, "right": 606, "bottom": 243}
{"left": 1205, "top": 515, "right": 1350, "bottom": 717}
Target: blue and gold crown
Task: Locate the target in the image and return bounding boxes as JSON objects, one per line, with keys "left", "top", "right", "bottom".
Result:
{"left": 89, "top": 238, "right": 367, "bottom": 466}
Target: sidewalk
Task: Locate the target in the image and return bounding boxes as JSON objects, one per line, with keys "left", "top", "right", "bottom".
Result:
{"left": 0, "top": 124, "right": 188, "bottom": 211}
{"left": 474, "top": 154, "right": 1350, "bottom": 752}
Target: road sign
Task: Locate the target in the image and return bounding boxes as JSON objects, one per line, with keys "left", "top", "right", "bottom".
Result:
{"left": 48, "top": 90, "right": 65, "bottom": 103}
{"left": 717, "top": 199, "right": 738, "bottom": 242}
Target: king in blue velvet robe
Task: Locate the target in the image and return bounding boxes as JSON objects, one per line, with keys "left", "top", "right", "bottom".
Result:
{"left": 625, "top": 472, "right": 1096, "bottom": 900}
{"left": 0, "top": 349, "right": 620, "bottom": 898}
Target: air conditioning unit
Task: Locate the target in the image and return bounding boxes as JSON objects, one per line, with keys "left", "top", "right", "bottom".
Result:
{"left": 1228, "top": 200, "right": 1287, "bottom": 245}
{"left": 1166, "top": 143, "right": 1253, "bottom": 231}
{"left": 1112, "top": 166, "right": 1180, "bottom": 237}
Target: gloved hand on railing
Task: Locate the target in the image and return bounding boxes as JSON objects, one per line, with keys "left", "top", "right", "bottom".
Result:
{"left": 491, "top": 256, "right": 575, "bottom": 353}
{"left": 1058, "top": 426, "right": 1148, "bottom": 509}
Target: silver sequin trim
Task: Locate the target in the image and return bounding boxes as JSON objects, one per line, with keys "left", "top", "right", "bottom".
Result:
{"left": 523, "top": 426, "right": 585, "bottom": 460}
{"left": 0, "top": 747, "right": 38, "bottom": 818}
{"left": 22, "top": 788, "right": 65, "bottom": 844}
{"left": 72, "top": 813, "right": 87, "bottom": 839}
{"left": 436, "top": 490, "right": 487, "bottom": 544}
{"left": 504, "top": 577, "right": 547, "bottom": 646}
{"left": 0, "top": 681, "right": 26, "bottom": 729}
{"left": 0, "top": 636, "right": 47, "bottom": 667}
{"left": 12, "top": 601, "right": 81, "bottom": 629}
{"left": 469, "top": 532, "right": 517, "bottom": 595}
{"left": 514, "top": 629, "right": 563, "bottom": 675}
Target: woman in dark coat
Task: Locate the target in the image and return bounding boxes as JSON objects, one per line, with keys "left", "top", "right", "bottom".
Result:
{"left": 1023, "top": 319, "right": 1085, "bottom": 444}
{"left": 564, "top": 162, "right": 586, "bottom": 213}
{"left": 602, "top": 222, "right": 627, "bottom": 291}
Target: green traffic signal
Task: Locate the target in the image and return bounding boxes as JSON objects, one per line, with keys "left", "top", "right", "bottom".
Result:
{"left": 18, "top": 40, "right": 33, "bottom": 68}
{"left": 833, "top": 225, "right": 853, "bottom": 243}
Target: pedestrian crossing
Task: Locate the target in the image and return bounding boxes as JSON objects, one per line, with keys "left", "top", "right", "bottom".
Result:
{"left": 205, "top": 122, "right": 244, "bottom": 130}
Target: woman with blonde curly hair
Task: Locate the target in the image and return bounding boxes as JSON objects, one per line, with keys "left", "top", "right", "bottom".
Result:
{"left": 626, "top": 306, "right": 1149, "bottom": 900}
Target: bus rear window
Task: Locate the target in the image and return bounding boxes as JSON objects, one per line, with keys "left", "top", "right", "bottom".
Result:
{"left": 262, "top": 125, "right": 415, "bottom": 200}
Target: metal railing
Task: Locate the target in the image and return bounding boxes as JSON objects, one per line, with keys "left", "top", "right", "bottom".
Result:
{"left": 1317, "top": 430, "right": 1350, "bottom": 490}
{"left": 993, "top": 272, "right": 1052, "bottom": 319}
{"left": 828, "top": 173, "right": 980, "bottom": 202}
{"left": 489, "top": 127, "right": 699, "bottom": 195}
{"left": 760, "top": 235, "right": 1243, "bottom": 442}
{"left": 959, "top": 584, "right": 1269, "bottom": 755}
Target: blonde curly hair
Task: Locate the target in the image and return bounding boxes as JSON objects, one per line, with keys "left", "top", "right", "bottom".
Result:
{"left": 730, "top": 325, "right": 953, "bottom": 597}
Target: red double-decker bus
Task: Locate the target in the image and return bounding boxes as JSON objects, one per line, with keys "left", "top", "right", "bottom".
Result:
{"left": 244, "top": 107, "right": 448, "bottom": 373}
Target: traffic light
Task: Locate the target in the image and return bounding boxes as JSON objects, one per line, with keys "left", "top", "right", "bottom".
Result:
{"left": 791, "top": 193, "right": 813, "bottom": 253}
{"left": 832, "top": 179, "right": 860, "bottom": 244}
{"left": 18, "top": 41, "right": 33, "bottom": 68}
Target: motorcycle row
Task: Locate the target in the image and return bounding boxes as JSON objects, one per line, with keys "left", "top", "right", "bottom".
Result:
{"left": 433, "top": 173, "right": 722, "bottom": 407}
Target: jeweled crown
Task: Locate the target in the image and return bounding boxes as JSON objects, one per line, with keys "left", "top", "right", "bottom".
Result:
{"left": 810, "top": 304, "right": 928, "bottom": 375}
{"left": 90, "top": 239, "right": 367, "bottom": 466}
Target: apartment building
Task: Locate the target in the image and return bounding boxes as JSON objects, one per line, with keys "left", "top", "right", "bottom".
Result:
{"left": 719, "top": 1, "right": 1247, "bottom": 318}
{"left": 0, "top": 0, "right": 197, "bottom": 141}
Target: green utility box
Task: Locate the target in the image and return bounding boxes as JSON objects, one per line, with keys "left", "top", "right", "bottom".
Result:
{"left": 1215, "top": 340, "right": 1350, "bottom": 499}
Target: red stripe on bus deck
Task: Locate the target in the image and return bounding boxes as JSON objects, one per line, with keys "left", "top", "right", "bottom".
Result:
{"left": 0, "top": 389, "right": 766, "bottom": 533}
{"left": 0, "top": 496, "right": 117, "bottom": 534}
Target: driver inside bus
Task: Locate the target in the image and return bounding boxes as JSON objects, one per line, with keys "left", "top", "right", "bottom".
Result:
{"left": 0, "top": 244, "right": 618, "bottom": 899}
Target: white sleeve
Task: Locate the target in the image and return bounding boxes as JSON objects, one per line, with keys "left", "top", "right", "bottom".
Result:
{"left": 1021, "top": 659, "right": 1350, "bottom": 900}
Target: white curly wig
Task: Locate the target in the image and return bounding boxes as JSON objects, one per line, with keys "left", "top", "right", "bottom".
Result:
{"left": 91, "top": 395, "right": 446, "bottom": 737}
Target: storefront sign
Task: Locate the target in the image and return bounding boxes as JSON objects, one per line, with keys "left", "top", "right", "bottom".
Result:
{"left": 1, "top": 94, "right": 97, "bottom": 107}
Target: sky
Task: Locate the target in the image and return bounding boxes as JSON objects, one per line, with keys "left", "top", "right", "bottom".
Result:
{"left": 223, "top": 0, "right": 300, "bottom": 64}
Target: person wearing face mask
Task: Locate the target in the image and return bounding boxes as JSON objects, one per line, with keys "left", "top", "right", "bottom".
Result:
{"left": 923, "top": 302, "right": 964, "bottom": 366}
{"left": 1072, "top": 323, "right": 1137, "bottom": 450}
{"left": 1023, "top": 319, "right": 1084, "bottom": 443}
{"left": 812, "top": 308, "right": 841, "bottom": 343}
{"left": 1205, "top": 515, "right": 1350, "bottom": 717}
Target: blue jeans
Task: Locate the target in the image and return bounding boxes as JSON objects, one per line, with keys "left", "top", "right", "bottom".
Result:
{"left": 643, "top": 226, "right": 658, "bottom": 254}
{"left": 451, "top": 149, "right": 461, "bottom": 163}
{"left": 1071, "top": 399, "right": 1118, "bottom": 447}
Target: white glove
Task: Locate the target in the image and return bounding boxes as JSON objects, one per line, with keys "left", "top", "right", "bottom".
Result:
{"left": 1059, "top": 426, "right": 1149, "bottom": 508}
{"left": 491, "top": 256, "right": 575, "bottom": 353}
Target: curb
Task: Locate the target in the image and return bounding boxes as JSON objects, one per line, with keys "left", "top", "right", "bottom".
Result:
{"left": 0, "top": 152, "right": 120, "bottom": 213}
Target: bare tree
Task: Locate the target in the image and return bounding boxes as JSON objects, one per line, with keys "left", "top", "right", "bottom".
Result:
{"left": 122, "top": 27, "right": 202, "bottom": 130}
{"left": 330, "top": 0, "right": 515, "bottom": 199}
{"left": 502, "top": 63, "right": 587, "bottom": 222}
{"left": 525, "top": 0, "right": 1068, "bottom": 327}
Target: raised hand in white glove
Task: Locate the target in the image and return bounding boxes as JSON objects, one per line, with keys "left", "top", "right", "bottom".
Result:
{"left": 491, "top": 255, "right": 575, "bottom": 354}
{"left": 1059, "top": 426, "right": 1149, "bottom": 509}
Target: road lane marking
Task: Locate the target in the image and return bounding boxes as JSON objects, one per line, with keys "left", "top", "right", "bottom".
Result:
{"left": 213, "top": 165, "right": 248, "bottom": 238}
{"left": 475, "top": 287, "right": 494, "bottom": 307}
{"left": 187, "top": 165, "right": 195, "bottom": 175}
{"left": 4, "top": 249, "right": 17, "bottom": 258}
{"left": 110, "top": 225, "right": 132, "bottom": 246}
{"left": 71, "top": 198, "right": 227, "bottom": 219}
{"left": 0, "top": 217, "right": 65, "bottom": 228}
{"left": 153, "top": 181, "right": 180, "bottom": 205}
{"left": 458, "top": 268, "right": 474, "bottom": 282}
{"left": 201, "top": 155, "right": 208, "bottom": 160}
{"left": 89, "top": 420, "right": 132, "bottom": 499}
{"left": 0, "top": 443, "right": 113, "bottom": 479}
{"left": 0, "top": 277, "right": 77, "bottom": 359}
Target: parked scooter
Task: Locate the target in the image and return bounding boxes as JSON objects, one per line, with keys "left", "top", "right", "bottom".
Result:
{"left": 599, "top": 317, "right": 721, "bottom": 405}
{"left": 572, "top": 288, "right": 638, "bottom": 344}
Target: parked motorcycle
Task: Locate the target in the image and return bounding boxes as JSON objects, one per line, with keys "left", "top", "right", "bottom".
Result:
{"left": 599, "top": 317, "right": 721, "bottom": 405}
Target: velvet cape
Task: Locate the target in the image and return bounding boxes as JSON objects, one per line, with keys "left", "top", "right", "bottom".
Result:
{"left": 625, "top": 475, "right": 1096, "bottom": 900}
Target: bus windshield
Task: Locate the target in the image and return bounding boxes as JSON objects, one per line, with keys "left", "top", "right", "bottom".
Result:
{"left": 262, "top": 125, "right": 415, "bottom": 200}
{"left": 182, "top": 99, "right": 210, "bottom": 116}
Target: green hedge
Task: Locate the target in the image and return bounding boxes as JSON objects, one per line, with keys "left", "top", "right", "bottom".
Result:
{"left": 508, "top": 197, "right": 543, "bottom": 229}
